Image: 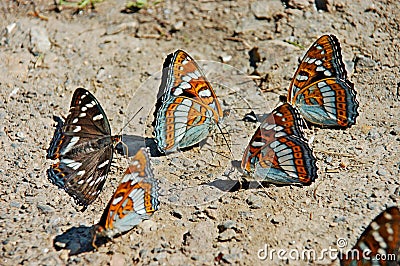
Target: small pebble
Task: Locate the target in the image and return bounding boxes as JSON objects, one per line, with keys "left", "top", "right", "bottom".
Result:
{"left": 37, "top": 204, "right": 54, "bottom": 213}
{"left": 218, "top": 229, "right": 236, "bottom": 241}
{"left": 219, "top": 220, "right": 236, "bottom": 232}
{"left": 376, "top": 168, "right": 387, "bottom": 176}
{"left": 271, "top": 215, "right": 285, "bottom": 224}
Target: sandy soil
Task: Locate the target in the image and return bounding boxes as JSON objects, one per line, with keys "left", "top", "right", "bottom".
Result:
{"left": 0, "top": 0, "right": 399, "bottom": 265}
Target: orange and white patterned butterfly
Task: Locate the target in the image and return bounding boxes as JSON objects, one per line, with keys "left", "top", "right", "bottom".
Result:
{"left": 241, "top": 103, "right": 317, "bottom": 185}
{"left": 154, "top": 50, "right": 223, "bottom": 153}
{"left": 287, "top": 34, "right": 359, "bottom": 128}
{"left": 92, "top": 148, "right": 159, "bottom": 248}
{"left": 339, "top": 206, "right": 400, "bottom": 265}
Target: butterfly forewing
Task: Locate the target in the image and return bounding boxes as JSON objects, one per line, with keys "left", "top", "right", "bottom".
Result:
{"left": 288, "top": 34, "right": 359, "bottom": 128}
{"left": 94, "top": 148, "right": 159, "bottom": 242}
{"left": 340, "top": 206, "right": 400, "bottom": 266}
{"left": 241, "top": 103, "right": 317, "bottom": 185}
{"left": 154, "top": 50, "right": 223, "bottom": 152}
{"left": 47, "top": 88, "right": 120, "bottom": 207}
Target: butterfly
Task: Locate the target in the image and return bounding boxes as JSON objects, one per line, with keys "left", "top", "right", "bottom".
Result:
{"left": 241, "top": 103, "right": 317, "bottom": 185}
{"left": 287, "top": 34, "right": 359, "bottom": 128}
{"left": 339, "top": 206, "right": 400, "bottom": 266}
{"left": 47, "top": 88, "right": 121, "bottom": 208}
{"left": 153, "top": 49, "right": 223, "bottom": 153}
{"left": 92, "top": 148, "right": 159, "bottom": 248}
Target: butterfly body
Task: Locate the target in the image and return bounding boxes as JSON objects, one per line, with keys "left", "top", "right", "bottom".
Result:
{"left": 92, "top": 148, "right": 159, "bottom": 245}
{"left": 288, "top": 35, "right": 359, "bottom": 128}
{"left": 154, "top": 50, "right": 223, "bottom": 153}
{"left": 241, "top": 103, "right": 317, "bottom": 185}
{"left": 47, "top": 88, "right": 120, "bottom": 207}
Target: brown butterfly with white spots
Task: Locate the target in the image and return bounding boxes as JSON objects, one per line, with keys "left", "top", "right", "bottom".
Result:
{"left": 339, "top": 206, "right": 400, "bottom": 265}
{"left": 47, "top": 88, "right": 121, "bottom": 208}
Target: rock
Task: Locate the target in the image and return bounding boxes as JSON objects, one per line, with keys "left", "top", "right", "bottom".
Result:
{"left": 171, "top": 21, "right": 184, "bottom": 32}
{"left": 376, "top": 168, "right": 388, "bottom": 176}
{"left": 96, "top": 67, "right": 107, "bottom": 83}
{"left": 367, "top": 202, "right": 376, "bottom": 210}
{"left": 222, "top": 253, "right": 242, "bottom": 263}
{"left": 251, "top": 0, "right": 284, "bottom": 20}
{"left": 30, "top": 26, "right": 51, "bottom": 54}
{"left": 10, "top": 201, "right": 21, "bottom": 208}
{"left": 6, "top": 23, "right": 17, "bottom": 35}
{"left": 219, "top": 220, "right": 236, "bottom": 232}
{"left": 246, "top": 194, "right": 262, "bottom": 209}
{"left": 37, "top": 204, "right": 54, "bottom": 213}
{"left": 220, "top": 54, "right": 232, "bottom": 63}
{"left": 218, "top": 228, "right": 236, "bottom": 241}
{"left": 154, "top": 252, "right": 167, "bottom": 261}
{"left": 354, "top": 55, "right": 378, "bottom": 71}
{"left": 286, "top": 0, "right": 310, "bottom": 10}
{"left": 333, "top": 216, "right": 346, "bottom": 223}
{"left": 271, "top": 214, "right": 285, "bottom": 224}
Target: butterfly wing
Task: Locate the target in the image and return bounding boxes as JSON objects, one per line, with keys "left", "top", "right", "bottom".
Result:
{"left": 288, "top": 35, "right": 359, "bottom": 127}
{"left": 95, "top": 148, "right": 159, "bottom": 240}
{"left": 154, "top": 50, "right": 223, "bottom": 152}
{"left": 241, "top": 103, "right": 317, "bottom": 185}
{"left": 340, "top": 206, "right": 400, "bottom": 266}
{"left": 47, "top": 88, "right": 119, "bottom": 207}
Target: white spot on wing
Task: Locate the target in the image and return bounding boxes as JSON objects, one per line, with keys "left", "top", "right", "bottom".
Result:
{"left": 72, "top": 126, "right": 81, "bottom": 133}
{"left": 173, "top": 88, "right": 183, "bottom": 96}
{"left": 61, "top": 136, "right": 80, "bottom": 155}
{"left": 112, "top": 196, "right": 123, "bottom": 205}
{"left": 97, "top": 160, "right": 110, "bottom": 169}
{"left": 182, "top": 75, "right": 191, "bottom": 82}
{"left": 296, "top": 74, "right": 308, "bottom": 81}
{"left": 72, "top": 118, "right": 79, "bottom": 124}
{"left": 199, "top": 89, "right": 211, "bottom": 97}
{"left": 179, "top": 82, "right": 191, "bottom": 89}
{"left": 251, "top": 141, "right": 264, "bottom": 147}
{"left": 86, "top": 101, "right": 96, "bottom": 108}
{"left": 61, "top": 158, "right": 82, "bottom": 170}
{"left": 93, "top": 114, "right": 104, "bottom": 121}
{"left": 77, "top": 170, "right": 85, "bottom": 176}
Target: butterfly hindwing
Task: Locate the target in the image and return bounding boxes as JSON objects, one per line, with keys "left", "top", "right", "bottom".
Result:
{"left": 154, "top": 50, "right": 223, "bottom": 152}
{"left": 47, "top": 88, "right": 120, "bottom": 207}
{"left": 340, "top": 206, "right": 400, "bottom": 266}
{"left": 93, "top": 148, "right": 159, "bottom": 244}
{"left": 288, "top": 35, "right": 359, "bottom": 128}
{"left": 241, "top": 103, "right": 317, "bottom": 185}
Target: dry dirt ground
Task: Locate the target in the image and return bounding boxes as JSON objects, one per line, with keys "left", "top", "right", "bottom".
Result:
{"left": 1, "top": 0, "right": 399, "bottom": 265}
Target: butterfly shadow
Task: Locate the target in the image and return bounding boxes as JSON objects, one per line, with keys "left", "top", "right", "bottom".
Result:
{"left": 53, "top": 225, "right": 97, "bottom": 255}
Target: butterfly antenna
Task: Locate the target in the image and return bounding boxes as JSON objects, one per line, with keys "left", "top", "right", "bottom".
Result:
{"left": 216, "top": 122, "right": 233, "bottom": 158}
{"left": 118, "top": 106, "right": 144, "bottom": 135}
